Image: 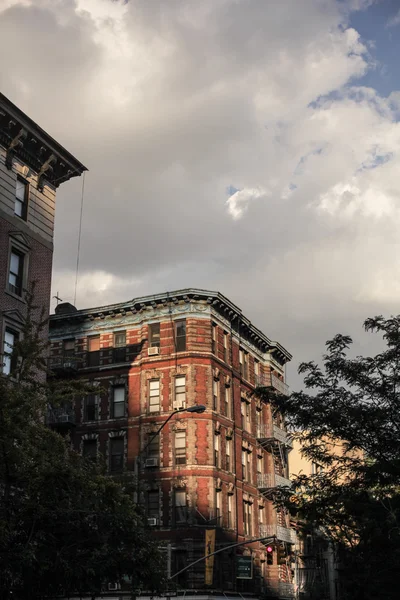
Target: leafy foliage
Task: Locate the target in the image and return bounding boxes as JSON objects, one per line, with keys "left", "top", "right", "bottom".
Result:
{"left": 0, "top": 292, "right": 167, "bottom": 599}
{"left": 256, "top": 316, "right": 400, "bottom": 600}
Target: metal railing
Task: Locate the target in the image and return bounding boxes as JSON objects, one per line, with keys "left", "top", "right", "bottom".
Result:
{"left": 49, "top": 355, "right": 79, "bottom": 372}
{"left": 257, "top": 472, "right": 292, "bottom": 490}
{"left": 255, "top": 372, "right": 289, "bottom": 396}
{"left": 46, "top": 407, "right": 76, "bottom": 426}
{"left": 260, "top": 524, "right": 297, "bottom": 545}
{"left": 256, "top": 424, "right": 293, "bottom": 448}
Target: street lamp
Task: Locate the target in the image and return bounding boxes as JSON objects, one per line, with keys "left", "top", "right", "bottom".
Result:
{"left": 134, "top": 404, "right": 206, "bottom": 502}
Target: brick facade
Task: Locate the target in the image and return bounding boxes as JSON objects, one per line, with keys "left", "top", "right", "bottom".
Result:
{"left": 49, "top": 289, "right": 294, "bottom": 598}
{"left": 0, "top": 93, "right": 86, "bottom": 375}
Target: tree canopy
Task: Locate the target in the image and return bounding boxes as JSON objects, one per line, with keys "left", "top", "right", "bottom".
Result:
{"left": 0, "top": 294, "right": 167, "bottom": 599}
{"left": 257, "top": 315, "right": 400, "bottom": 600}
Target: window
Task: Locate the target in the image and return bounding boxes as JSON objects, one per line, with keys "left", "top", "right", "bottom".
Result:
{"left": 214, "top": 434, "right": 220, "bottom": 467}
{"left": 247, "top": 453, "right": 252, "bottom": 484}
{"left": 223, "top": 332, "right": 229, "bottom": 363}
{"left": 225, "top": 385, "right": 232, "bottom": 419}
{"left": 215, "top": 489, "right": 221, "bottom": 522}
{"left": 110, "top": 437, "right": 124, "bottom": 472}
{"left": 243, "top": 352, "right": 249, "bottom": 380}
{"left": 213, "top": 379, "right": 219, "bottom": 411}
{"left": 149, "top": 323, "right": 160, "bottom": 348}
{"left": 239, "top": 349, "right": 244, "bottom": 376}
{"left": 242, "top": 450, "right": 247, "bottom": 480}
{"left": 245, "top": 402, "right": 251, "bottom": 432}
{"left": 87, "top": 335, "right": 100, "bottom": 367}
{"left": 175, "top": 431, "right": 186, "bottom": 465}
{"left": 147, "top": 490, "right": 159, "bottom": 519}
{"left": 243, "top": 501, "right": 252, "bottom": 536}
{"left": 2, "top": 328, "right": 18, "bottom": 375}
{"left": 312, "top": 462, "right": 324, "bottom": 475}
{"left": 146, "top": 434, "right": 160, "bottom": 459}
{"left": 174, "top": 375, "right": 186, "bottom": 410}
{"left": 241, "top": 401, "right": 245, "bottom": 429}
{"left": 149, "top": 379, "right": 160, "bottom": 413}
{"left": 85, "top": 393, "right": 99, "bottom": 421}
{"left": 174, "top": 489, "right": 187, "bottom": 523}
{"left": 8, "top": 249, "right": 24, "bottom": 296}
{"left": 15, "top": 178, "right": 28, "bottom": 220}
{"left": 175, "top": 319, "right": 186, "bottom": 352}
{"left": 112, "top": 385, "right": 125, "bottom": 418}
{"left": 228, "top": 493, "right": 234, "bottom": 529}
{"left": 83, "top": 439, "right": 97, "bottom": 462}
{"left": 226, "top": 439, "right": 232, "bottom": 472}
{"left": 63, "top": 339, "right": 75, "bottom": 357}
{"left": 212, "top": 322, "right": 217, "bottom": 354}
{"left": 113, "top": 331, "right": 126, "bottom": 362}
{"left": 257, "top": 455, "right": 263, "bottom": 477}
{"left": 254, "top": 359, "right": 259, "bottom": 385}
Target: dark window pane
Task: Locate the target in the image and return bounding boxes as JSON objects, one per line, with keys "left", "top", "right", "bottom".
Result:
{"left": 110, "top": 437, "right": 124, "bottom": 472}
{"left": 9, "top": 250, "right": 24, "bottom": 296}
{"left": 83, "top": 439, "right": 97, "bottom": 461}
{"left": 149, "top": 323, "right": 160, "bottom": 348}
{"left": 114, "top": 331, "right": 126, "bottom": 347}
{"left": 175, "top": 320, "right": 186, "bottom": 352}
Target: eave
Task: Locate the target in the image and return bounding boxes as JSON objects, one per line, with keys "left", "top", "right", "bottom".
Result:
{"left": 0, "top": 93, "right": 87, "bottom": 188}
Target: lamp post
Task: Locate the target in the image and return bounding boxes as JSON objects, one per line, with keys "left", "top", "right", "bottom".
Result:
{"left": 134, "top": 404, "right": 206, "bottom": 503}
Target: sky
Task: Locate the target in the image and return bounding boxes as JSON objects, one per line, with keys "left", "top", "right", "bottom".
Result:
{"left": 1, "top": 0, "right": 400, "bottom": 387}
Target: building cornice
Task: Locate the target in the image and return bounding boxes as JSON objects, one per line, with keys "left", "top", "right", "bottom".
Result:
{"left": 0, "top": 93, "right": 87, "bottom": 188}
{"left": 49, "top": 288, "right": 292, "bottom": 363}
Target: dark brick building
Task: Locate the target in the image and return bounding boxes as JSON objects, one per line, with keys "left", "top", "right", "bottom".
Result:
{"left": 49, "top": 288, "right": 295, "bottom": 599}
{"left": 0, "top": 93, "right": 86, "bottom": 375}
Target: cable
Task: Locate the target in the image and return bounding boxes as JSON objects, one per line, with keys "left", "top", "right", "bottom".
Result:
{"left": 73, "top": 171, "right": 86, "bottom": 307}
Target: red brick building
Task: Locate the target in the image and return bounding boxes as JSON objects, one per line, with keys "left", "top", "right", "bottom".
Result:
{"left": 49, "top": 289, "right": 294, "bottom": 599}
{"left": 0, "top": 93, "right": 86, "bottom": 375}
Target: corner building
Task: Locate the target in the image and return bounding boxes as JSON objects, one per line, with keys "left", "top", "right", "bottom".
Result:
{"left": 0, "top": 93, "right": 86, "bottom": 375}
{"left": 49, "top": 289, "right": 294, "bottom": 599}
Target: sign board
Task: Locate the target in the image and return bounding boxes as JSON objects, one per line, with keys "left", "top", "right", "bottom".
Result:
{"left": 236, "top": 555, "right": 253, "bottom": 579}
{"left": 205, "top": 529, "right": 216, "bottom": 585}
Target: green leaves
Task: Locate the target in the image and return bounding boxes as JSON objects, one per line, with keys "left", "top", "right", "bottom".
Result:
{"left": 0, "top": 292, "right": 167, "bottom": 599}
{"left": 256, "top": 315, "right": 400, "bottom": 599}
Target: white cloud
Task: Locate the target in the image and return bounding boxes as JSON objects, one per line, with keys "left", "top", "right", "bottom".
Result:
{"left": 1, "top": 0, "right": 399, "bottom": 386}
{"left": 386, "top": 9, "right": 400, "bottom": 28}
{"left": 226, "top": 187, "right": 269, "bottom": 220}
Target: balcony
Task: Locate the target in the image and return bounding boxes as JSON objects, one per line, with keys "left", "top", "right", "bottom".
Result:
{"left": 257, "top": 472, "right": 292, "bottom": 491}
{"left": 260, "top": 523, "right": 297, "bottom": 545}
{"left": 255, "top": 372, "right": 289, "bottom": 396}
{"left": 49, "top": 355, "right": 79, "bottom": 375}
{"left": 46, "top": 407, "right": 76, "bottom": 429}
{"left": 256, "top": 424, "right": 293, "bottom": 448}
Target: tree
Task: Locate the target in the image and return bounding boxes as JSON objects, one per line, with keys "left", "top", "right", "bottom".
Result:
{"left": 256, "top": 316, "right": 400, "bottom": 600}
{"left": 0, "top": 291, "right": 167, "bottom": 599}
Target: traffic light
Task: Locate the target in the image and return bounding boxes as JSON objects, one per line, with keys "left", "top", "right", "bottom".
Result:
{"left": 266, "top": 545, "right": 274, "bottom": 565}
{"left": 277, "top": 545, "right": 287, "bottom": 565}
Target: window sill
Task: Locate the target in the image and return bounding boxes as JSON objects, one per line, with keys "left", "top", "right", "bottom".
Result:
{"left": 4, "top": 289, "right": 26, "bottom": 303}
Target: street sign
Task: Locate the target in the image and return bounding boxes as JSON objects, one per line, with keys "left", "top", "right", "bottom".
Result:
{"left": 236, "top": 555, "right": 253, "bottom": 579}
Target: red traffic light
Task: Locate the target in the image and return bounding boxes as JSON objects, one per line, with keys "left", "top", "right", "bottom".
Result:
{"left": 266, "top": 546, "right": 273, "bottom": 553}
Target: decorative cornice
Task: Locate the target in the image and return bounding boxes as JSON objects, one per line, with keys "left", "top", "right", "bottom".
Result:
{"left": 49, "top": 288, "right": 292, "bottom": 363}
{"left": 0, "top": 93, "right": 87, "bottom": 188}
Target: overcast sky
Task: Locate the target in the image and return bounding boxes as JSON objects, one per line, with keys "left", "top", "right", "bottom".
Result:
{"left": 1, "top": 0, "right": 400, "bottom": 386}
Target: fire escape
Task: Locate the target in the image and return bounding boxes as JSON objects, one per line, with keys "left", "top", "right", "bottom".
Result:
{"left": 256, "top": 372, "right": 296, "bottom": 599}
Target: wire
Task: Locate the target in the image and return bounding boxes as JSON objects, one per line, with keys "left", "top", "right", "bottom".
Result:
{"left": 73, "top": 171, "right": 86, "bottom": 307}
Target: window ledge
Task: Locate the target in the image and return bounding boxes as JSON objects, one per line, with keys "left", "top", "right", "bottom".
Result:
{"left": 4, "top": 289, "right": 26, "bottom": 303}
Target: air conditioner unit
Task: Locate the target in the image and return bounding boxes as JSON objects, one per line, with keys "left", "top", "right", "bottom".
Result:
{"left": 148, "top": 346, "right": 160, "bottom": 356}
{"left": 148, "top": 517, "right": 158, "bottom": 527}
{"left": 108, "top": 583, "right": 121, "bottom": 591}
{"left": 145, "top": 458, "right": 159, "bottom": 468}
{"left": 58, "top": 415, "right": 70, "bottom": 423}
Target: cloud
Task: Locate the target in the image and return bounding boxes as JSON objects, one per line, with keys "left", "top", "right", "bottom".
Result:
{"left": 386, "top": 9, "right": 400, "bottom": 28}
{"left": 0, "top": 0, "right": 398, "bottom": 387}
